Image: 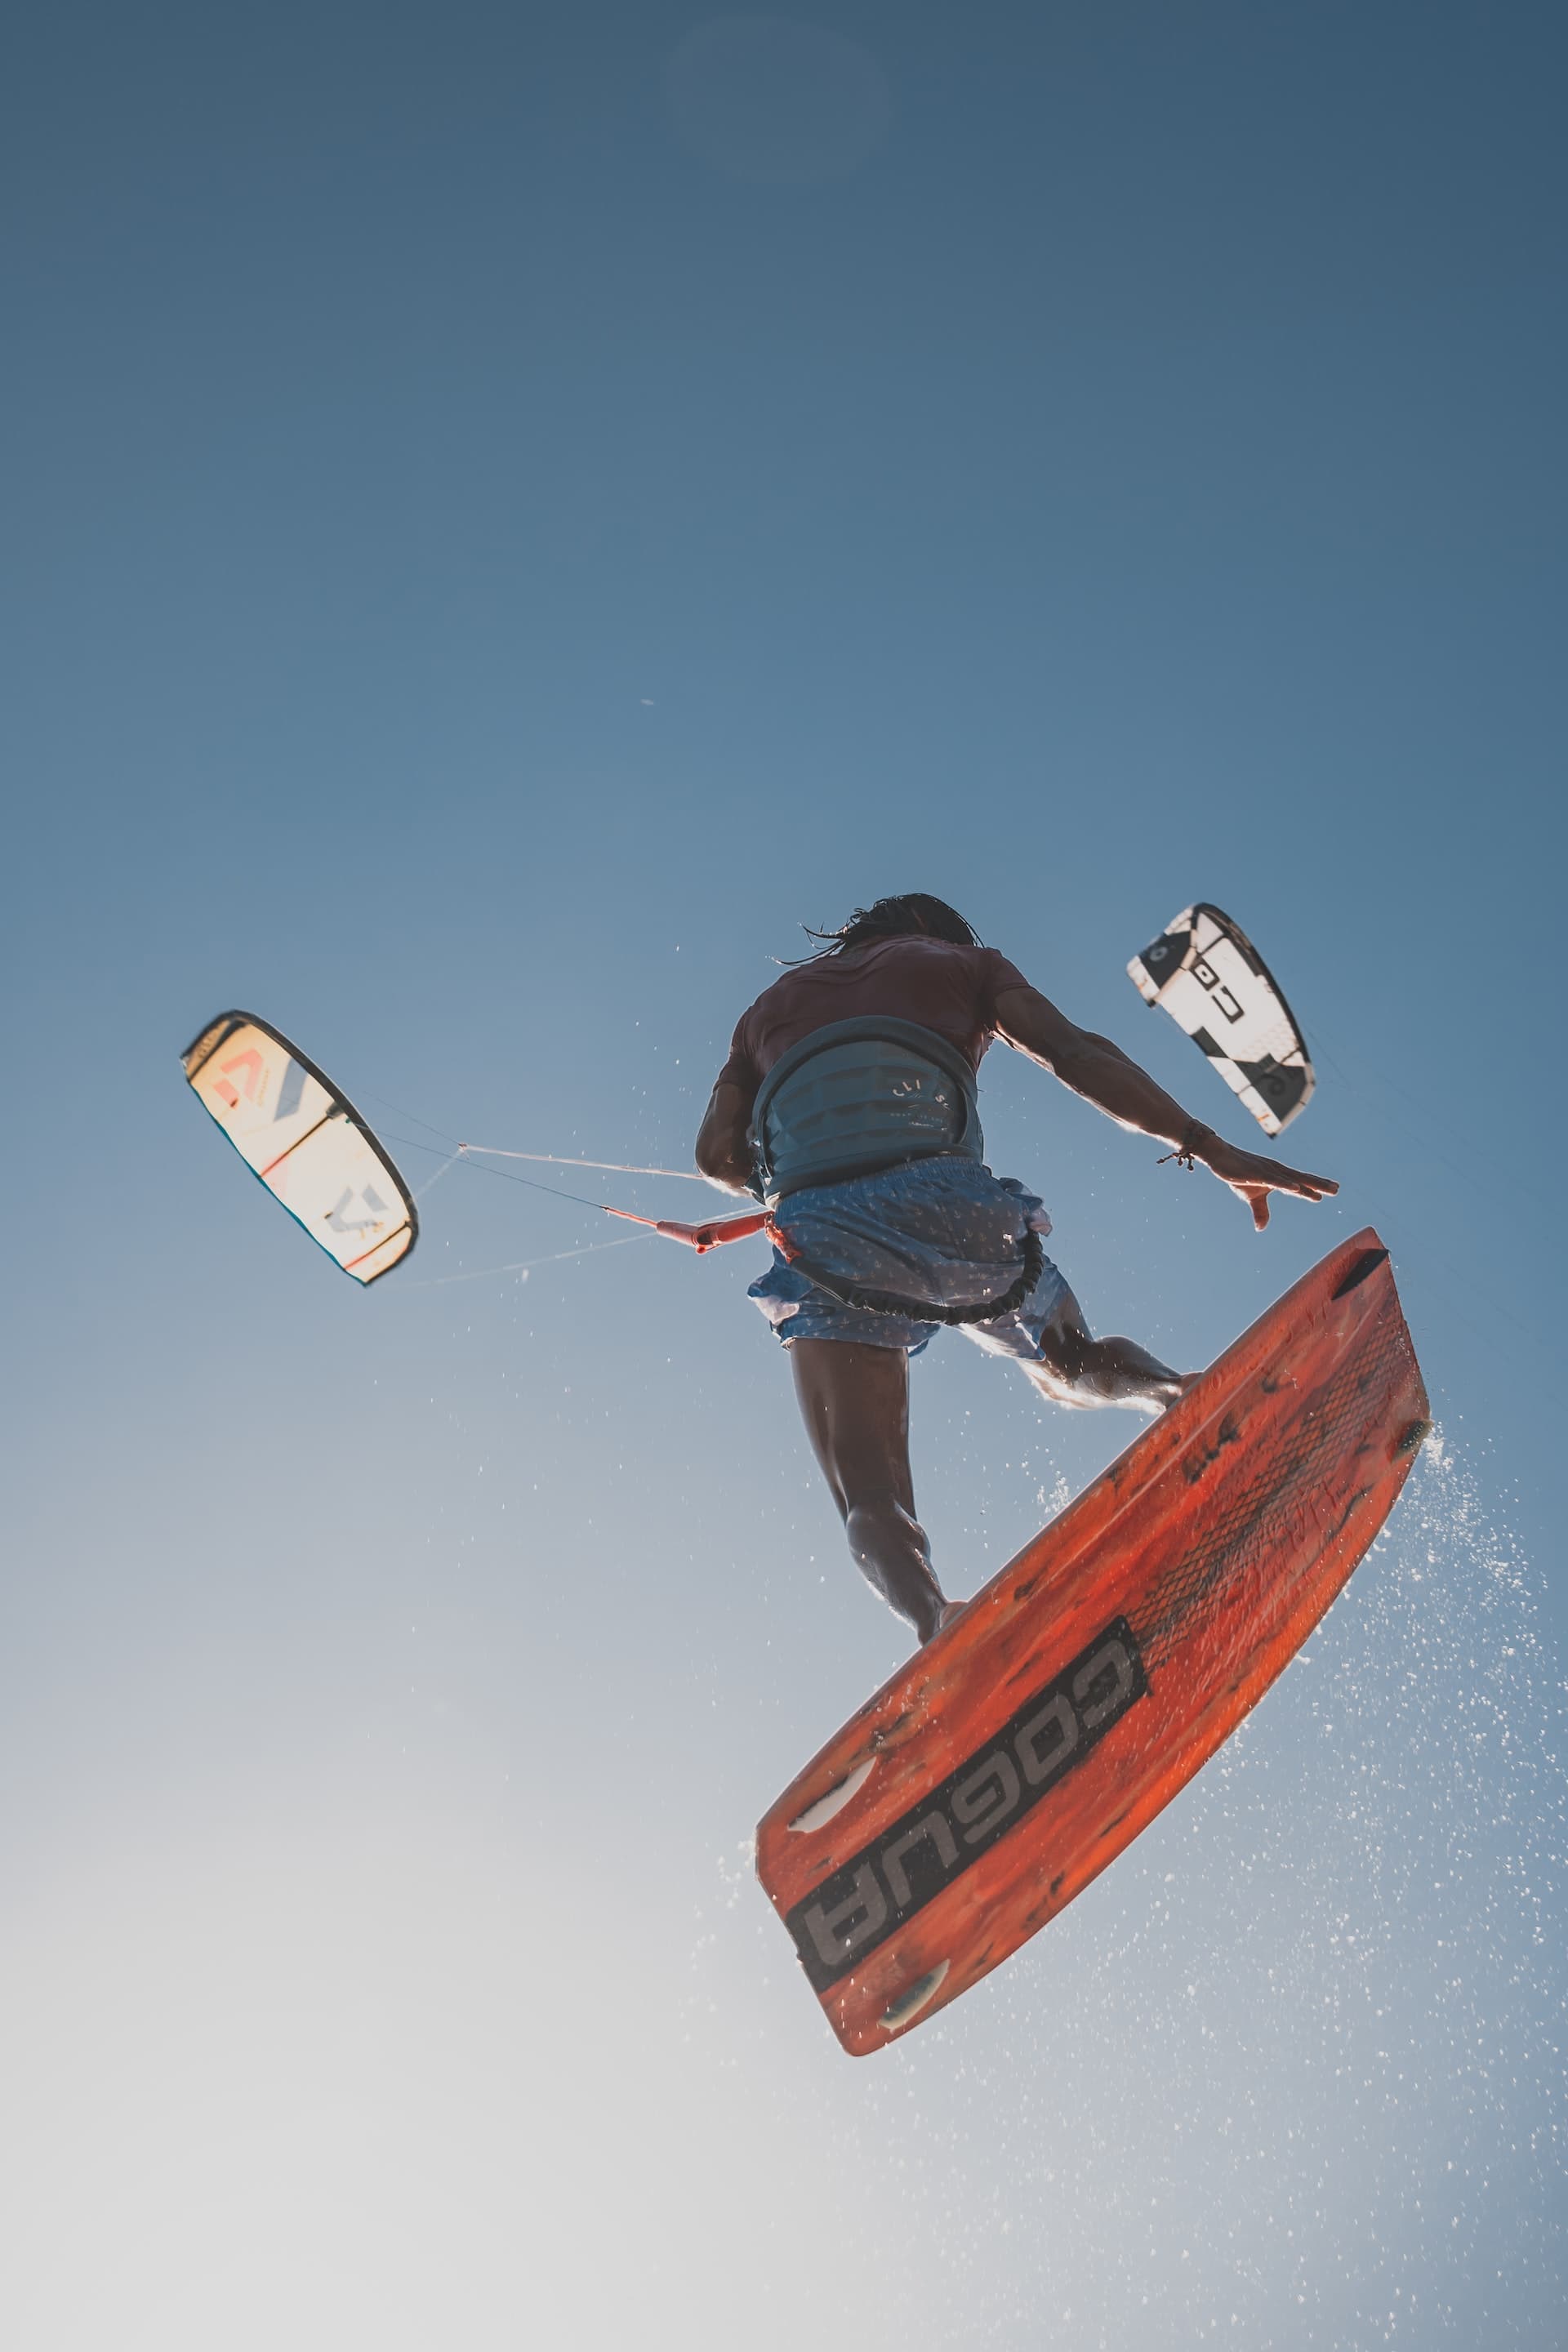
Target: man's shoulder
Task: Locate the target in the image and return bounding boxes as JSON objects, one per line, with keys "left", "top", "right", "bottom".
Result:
{"left": 739, "top": 963, "right": 802, "bottom": 1019}
{"left": 881, "top": 935, "right": 1016, "bottom": 972}
{"left": 738, "top": 937, "right": 1024, "bottom": 1013}
{"left": 889, "top": 936, "right": 1028, "bottom": 991}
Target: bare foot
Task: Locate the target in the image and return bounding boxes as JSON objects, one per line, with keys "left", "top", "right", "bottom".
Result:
{"left": 922, "top": 1598, "right": 969, "bottom": 1645}
{"left": 1157, "top": 1372, "right": 1202, "bottom": 1414}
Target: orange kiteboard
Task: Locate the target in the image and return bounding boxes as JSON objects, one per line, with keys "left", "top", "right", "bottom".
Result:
{"left": 755, "top": 1228, "right": 1428, "bottom": 2056}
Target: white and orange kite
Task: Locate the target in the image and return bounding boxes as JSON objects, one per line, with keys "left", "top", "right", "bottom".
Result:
{"left": 181, "top": 1011, "right": 417, "bottom": 1285}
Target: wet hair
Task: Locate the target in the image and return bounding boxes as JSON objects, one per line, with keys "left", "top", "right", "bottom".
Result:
{"left": 791, "top": 893, "right": 983, "bottom": 961}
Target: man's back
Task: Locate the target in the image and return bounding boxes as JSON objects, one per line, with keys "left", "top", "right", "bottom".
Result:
{"left": 719, "top": 934, "right": 1029, "bottom": 1089}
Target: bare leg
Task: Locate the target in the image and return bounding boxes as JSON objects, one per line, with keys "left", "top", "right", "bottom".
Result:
{"left": 787, "top": 1338, "right": 948, "bottom": 1643}
{"left": 1022, "top": 1281, "right": 1188, "bottom": 1414}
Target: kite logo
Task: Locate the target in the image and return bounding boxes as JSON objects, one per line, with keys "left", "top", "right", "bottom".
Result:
{"left": 786, "top": 1618, "right": 1147, "bottom": 1992}
{"left": 212, "top": 1048, "right": 265, "bottom": 1111}
{"left": 210, "top": 1051, "right": 308, "bottom": 1118}
{"left": 1191, "top": 956, "right": 1245, "bottom": 1026}
{"left": 325, "top": 1184, "right": 390, "bottom": 1236}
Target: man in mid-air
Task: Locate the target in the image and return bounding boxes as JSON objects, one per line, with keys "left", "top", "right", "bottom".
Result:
{"left": 696, "top": 893, "right": 1338, "bottom": 1647}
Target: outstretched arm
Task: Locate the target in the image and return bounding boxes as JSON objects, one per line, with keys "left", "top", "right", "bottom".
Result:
{"left": 992, "top": 983, "right": 1338, "bottom": 1231}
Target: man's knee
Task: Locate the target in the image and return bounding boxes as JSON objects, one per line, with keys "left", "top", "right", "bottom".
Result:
{"left": 1034, "top": 1321, "right": 1089, "bottom": 1386}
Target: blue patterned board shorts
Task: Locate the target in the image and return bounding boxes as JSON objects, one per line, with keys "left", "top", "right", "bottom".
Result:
{"left": 747, "top": 1152, "right": 1071, "bottom": 1360}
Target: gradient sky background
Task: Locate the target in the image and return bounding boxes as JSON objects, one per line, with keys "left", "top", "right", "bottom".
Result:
{"left": 3, "top": 5, "right": 1565, "bottom": 2346}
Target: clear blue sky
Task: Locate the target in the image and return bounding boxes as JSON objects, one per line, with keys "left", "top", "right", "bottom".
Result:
{"left": 2, "top": 6, "right": 1563, "bottom": 2345}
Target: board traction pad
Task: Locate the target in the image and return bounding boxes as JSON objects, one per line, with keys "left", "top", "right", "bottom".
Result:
{"left": 754, "top": 1229, "right": 1428, "bottom": 2056}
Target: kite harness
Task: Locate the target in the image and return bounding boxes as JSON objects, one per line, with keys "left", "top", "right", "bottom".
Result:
{"left": 748, "top": 1017, "right": 984, "bottom": 1205}
{"left": 608, "top": 1018, "right": 1041, "bottom": 1326}
{"left": 600, "top": 1196, "right": 1045, "bottom": 1328}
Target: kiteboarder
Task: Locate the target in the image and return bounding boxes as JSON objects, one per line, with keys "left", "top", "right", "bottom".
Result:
{"left": 695, "top": 894, "right": 1339, "bottom": 1646}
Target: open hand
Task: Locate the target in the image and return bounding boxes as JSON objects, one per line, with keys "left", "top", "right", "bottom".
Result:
{"left": 1200, "top": 1136, "right": 1339, "bottom": 1231}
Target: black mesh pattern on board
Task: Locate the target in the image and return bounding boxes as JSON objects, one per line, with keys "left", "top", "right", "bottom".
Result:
{"left": 1138, "top": 1308, "right": 1413, "bottom": 1659}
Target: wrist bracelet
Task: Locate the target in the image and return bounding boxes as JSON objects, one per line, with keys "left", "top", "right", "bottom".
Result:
{"left": 1157, "top": 1120, "right": 1214, "bottom": 1171}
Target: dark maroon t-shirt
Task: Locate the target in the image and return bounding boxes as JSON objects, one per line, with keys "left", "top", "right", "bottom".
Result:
{"left": 716, "top": 937, "right": 1031, "bottom": 1098}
